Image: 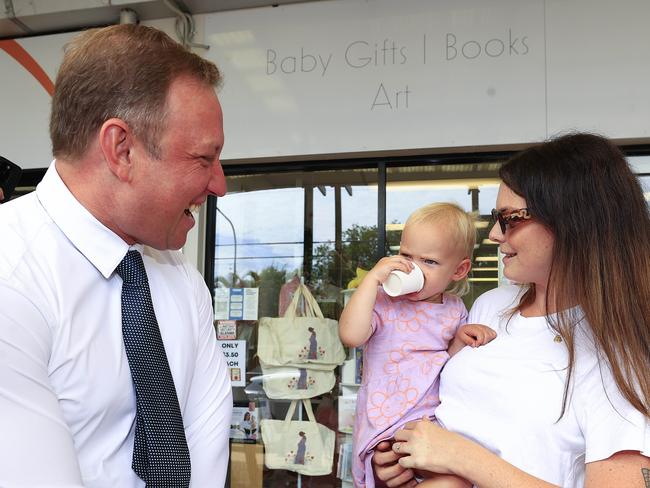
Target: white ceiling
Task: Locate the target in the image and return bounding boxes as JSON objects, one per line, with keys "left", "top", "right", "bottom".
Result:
{"left": 0, "top": 0, "right": 320, "bottom": 39}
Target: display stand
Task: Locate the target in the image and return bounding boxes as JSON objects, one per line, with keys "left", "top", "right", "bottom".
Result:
{"left": 337, "top": 289, "right": 361, "bottom": 487}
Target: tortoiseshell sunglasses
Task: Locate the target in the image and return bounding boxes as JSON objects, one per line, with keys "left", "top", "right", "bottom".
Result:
{"left": 491, "top": 208, "right": 532, "bottom": 234}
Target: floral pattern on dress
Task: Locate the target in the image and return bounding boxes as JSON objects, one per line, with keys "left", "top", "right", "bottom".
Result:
{"left": 353, "top": 288, "right": 468, "bottom": 488}
{"left": 383, "top": 342, "right": 418, "bottom": 375}
{"left": 419, "top": 351, "right": 449, "bottom": 376}
{"left": 437, "top": 307, "right": 465, "bottom": 341}
{"left": 367, "top": 377, "right": 419, "bottom": 428}
{"left": 394, "top": 303, "right": 430, "bottom": 333}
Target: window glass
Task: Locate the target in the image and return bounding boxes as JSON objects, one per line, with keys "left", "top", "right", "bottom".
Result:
{"left": 214, "top": 167, "right": 378, "bottom": 488}
{"left": 386, "top": 162, "right": 503, "bottom": 308}
{"left": 213, "top": 153, "right": 649, "bottom": 488}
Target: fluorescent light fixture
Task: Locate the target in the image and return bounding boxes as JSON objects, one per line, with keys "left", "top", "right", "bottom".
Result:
{"left": 475, "top": 256, "right": 499, "bottom": 262}
{"left": 482, "top": 239, "right": 497, "bottom": 244}
{"left": 385, "top": 178, "right": 501, "bottom": 191}
{"left": 468, "top": 277, "right": 499, "bottom": 282}
{"left": 387, "top": 221, "right": 490, "bottom": 231}
{"left": 386, "top": 220, "right": 492, "bottom": 229}
{"left": 386, "top": 223, "right": 404, "bottom": 231}
{"left": 472, "top": 267, "right": 498, "bottom": 272}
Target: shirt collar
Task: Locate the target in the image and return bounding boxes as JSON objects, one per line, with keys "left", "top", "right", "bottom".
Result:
{"left": 36, "top": 161, "right": 137, "bottom": 279}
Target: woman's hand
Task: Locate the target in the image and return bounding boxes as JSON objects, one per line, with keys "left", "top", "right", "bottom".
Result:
{"left": 393, "top": 418, "right": 563, "bottom": 488}
{"left": 372, "top": 441, "right": 417, "bottom": 488}
{"left": 392, "top": 417, "right": 468, "bottom": 475}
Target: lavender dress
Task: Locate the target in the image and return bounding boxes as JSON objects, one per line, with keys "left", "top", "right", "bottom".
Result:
{"left": 352, "top": 288, "right": 467, "bottom": 488}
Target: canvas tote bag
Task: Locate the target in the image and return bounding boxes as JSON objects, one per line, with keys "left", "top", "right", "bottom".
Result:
{"left": 260, "top": 399, "right": 335, "bottom": 476}
{"left": 258, "top": 284, "right": 345, "bottom": 370}
{"left": 260, "top": 364, "right": 336, "bottom": 399}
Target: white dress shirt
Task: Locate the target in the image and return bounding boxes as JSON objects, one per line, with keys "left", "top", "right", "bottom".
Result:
{"left": 0, "top": 162, "right": 232, "bottom": 487}
{"left": 436, "top": 285, "right": 649, "bottom": 487}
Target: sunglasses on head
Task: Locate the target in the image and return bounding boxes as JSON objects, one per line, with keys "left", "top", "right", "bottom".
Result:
{"left": 491, "top": 208, "right": 532, "bottom": 234}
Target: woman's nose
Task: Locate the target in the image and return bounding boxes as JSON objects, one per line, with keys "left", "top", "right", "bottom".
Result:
{"left": 488, "top": 221, "right": 504, "bottom": 243}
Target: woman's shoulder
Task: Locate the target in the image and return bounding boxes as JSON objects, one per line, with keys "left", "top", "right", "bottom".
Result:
{"left": 469, "top": 284, "right": 524, "bottom": 318}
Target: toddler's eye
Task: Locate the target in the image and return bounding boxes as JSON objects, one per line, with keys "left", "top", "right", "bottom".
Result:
{"left": 423, "top": 259, "right": 437, "bottom": 265}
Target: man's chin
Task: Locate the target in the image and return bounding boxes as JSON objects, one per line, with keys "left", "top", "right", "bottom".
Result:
{"left": 137, "top": 233, "right": 188, "bottom": 252}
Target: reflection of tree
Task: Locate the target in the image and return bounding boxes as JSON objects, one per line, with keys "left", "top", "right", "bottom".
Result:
{"left": 213, "top": 224, "right": 400, "bottom": 319}
{"left": 215, "top": 265, "right": 293, "bottom": 319}
{"left": 255, "top": 265, "right": 288, "bottom": 318}
{"left": 312, "top": 224, "right": 399, "bottom": 293}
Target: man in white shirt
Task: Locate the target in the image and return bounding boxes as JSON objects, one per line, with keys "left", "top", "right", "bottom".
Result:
{"left": 0, "top": 25, "right": 232, "bottom": 487}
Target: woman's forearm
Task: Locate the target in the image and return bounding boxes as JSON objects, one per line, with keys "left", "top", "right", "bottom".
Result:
{"left": 394, "top": 419, "right": 559, "bottom": 488}
{"left": 451, "top": 440, "right": 559, "bottom": 488}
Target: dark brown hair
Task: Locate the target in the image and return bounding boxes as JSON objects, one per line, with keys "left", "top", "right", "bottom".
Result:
{"left": 50, "top": 24, "right": 222, "bottom": 160}
{"left": 500, "top": 132, "right": 650, "bottom": 418}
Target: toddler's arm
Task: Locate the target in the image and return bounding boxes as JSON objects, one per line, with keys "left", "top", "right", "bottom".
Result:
{"left": 448, "top": 323, "right": 497, "bottom": 357}
{"left": 338, "top": 256, "right": 415, "bottom": 347}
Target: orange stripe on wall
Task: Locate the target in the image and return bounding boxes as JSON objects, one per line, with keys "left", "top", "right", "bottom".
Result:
{"left": 0, "top": 39, "right": 54, "bottom": 96}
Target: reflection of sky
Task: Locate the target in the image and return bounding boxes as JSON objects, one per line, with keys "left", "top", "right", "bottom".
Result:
{"left": 214, "top": 156, "right": 649, "bottom": 280}
{"left": 215, "top": 185, "right": 380, "bottom": 277}
{"left": 215, "top": 183, "right": 499, "bottom": 278}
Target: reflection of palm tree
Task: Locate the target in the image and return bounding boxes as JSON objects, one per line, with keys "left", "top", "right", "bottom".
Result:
{"left": 216, "top": 271, "right": 254, "bottom": 289}
{"left": 307, "top": 327, "right": 318, "bottom": 359}
{"left": 294, "top": 432, "right": 307, "bottom": 464}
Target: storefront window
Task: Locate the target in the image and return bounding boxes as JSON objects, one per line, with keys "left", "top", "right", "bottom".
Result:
{"left": 629, "top": 156, "right": 650, "bottom": 209}
{"left": 386, "top": 162, "right": 503, "bottom": 307}
{"left": 210, "top": 152, "right": 647, "bottom": 488}
{"left": 210, "top": 157, "right": 509, "bottom": 487}
{"left": 213, "top": 166, "right": 379, "bottom": 488}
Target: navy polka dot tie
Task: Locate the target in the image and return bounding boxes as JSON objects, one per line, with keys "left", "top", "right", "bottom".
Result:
{"left": 116, "top": 250, "right": 191, "bottom": 487}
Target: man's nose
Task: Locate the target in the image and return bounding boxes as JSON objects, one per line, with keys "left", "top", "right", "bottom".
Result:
{"left": 208, "top": 161, "right": 227, "bottom": 197}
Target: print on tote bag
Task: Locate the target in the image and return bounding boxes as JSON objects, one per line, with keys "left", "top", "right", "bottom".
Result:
{"left": 299, "top": 327, "right": 325, "bottom": 361}
{"left": 285, "top": 431, "right": 314, "bottom": 466}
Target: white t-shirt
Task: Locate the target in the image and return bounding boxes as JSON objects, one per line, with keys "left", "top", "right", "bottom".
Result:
{"left": 0, "top": 162, "right": 233, "bottom": 487}
{"left": 436, "top": 285, "right": 649, "bottom": 487}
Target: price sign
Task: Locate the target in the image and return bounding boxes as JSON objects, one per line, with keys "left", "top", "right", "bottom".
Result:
{"left": 218, "top": 339, "right": 246, "bottom": 387}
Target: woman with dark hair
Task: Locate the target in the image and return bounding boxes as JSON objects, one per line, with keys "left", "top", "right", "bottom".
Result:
{"left": 373, "top": 133, "right": 650, "bottom": 487}
{"left": 295, "top": 432, "right": 307, "bottom": 465}
{"left": 307, "top": 327, "right": 318, "bottom": 359}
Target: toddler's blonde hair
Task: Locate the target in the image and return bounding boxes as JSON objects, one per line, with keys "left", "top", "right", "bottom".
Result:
{"left": 404, "top": 202, "right": 476, "bottom": 297}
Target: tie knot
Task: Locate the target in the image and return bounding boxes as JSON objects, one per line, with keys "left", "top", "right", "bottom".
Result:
{"left": 115, "top": 250, "right": 148, "bottom": 285}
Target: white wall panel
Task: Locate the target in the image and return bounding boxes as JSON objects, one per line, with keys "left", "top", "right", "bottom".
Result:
{"left": 2, "top": 0, "right": 650, "bottom": 169}
{"left": 204, "top": 0, "right": 546, "bottom": 159}
{"left": 545, "top": 0, "right": 650, "bottom": 139}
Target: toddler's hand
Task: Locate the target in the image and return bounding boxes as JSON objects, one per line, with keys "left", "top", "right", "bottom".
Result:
{"left": 456, "top": 323, "right": 497, "bottom": 348}
{"left": 367, "top": 256, "right": 414, "bottom": 286}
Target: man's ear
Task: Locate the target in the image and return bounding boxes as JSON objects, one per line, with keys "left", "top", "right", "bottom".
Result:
{"left": 99, "top": 118, "right": 133, "bottom": 182}
{"left": 452, "top": 257, "right": 472, "bottom": 281}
